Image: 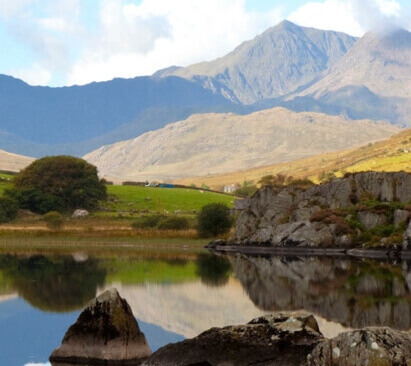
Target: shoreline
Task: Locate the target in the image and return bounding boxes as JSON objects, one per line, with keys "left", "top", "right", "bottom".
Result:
{"left": 206, "top": 243, "right": 411, "bottom": 260}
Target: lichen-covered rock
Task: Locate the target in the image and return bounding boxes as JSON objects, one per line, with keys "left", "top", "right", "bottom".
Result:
{"left": 357, "top": 211, "right": 387, "bottom": 230}
{"left": 50, "top": 288, "right": 151, "bottom": 364}
{"left": 307, "top": 327, "right": 411, "bottom": 366}
{"left": 145, "top": 312, "right": 323, "bottom": 366}
{"left": 233, "top": 172, "right": 411, "bottom": 247}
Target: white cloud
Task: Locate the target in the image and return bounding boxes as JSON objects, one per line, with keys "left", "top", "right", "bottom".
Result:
{"left": 288, "top": 0, "right": 405, "bottom": 37}
{"left": 11, "top": 63, "right": 52, "bottom": 86}
{"left": 68, "top": 0, "right": 283, "bottom": 85}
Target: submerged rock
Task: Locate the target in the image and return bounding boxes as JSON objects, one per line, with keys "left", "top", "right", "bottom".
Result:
{"left": 50, "top": 288, "right": 151, "bottom": 365}
{"left": 145, "top": 312, "right": 323, "bottom": 366}
{"left": 307, "top": 327, "right": 411, "bottom": 365}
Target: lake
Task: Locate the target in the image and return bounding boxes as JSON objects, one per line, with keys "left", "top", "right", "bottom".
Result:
{"left": 0, "top": 246, "right": 410, "bottom": 366}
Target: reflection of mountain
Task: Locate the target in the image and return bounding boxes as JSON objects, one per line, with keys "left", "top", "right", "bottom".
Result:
{"left": 231, "top": 256, "right": 411, "bottom": 330}
{"left": 99, "top": 278, "right": 266, "bottom": 339}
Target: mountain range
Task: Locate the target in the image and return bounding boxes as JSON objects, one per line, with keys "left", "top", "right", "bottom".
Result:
{"left": 84, "top": 108, "right": 399, "bottom": 181}
{"left": 0, "top": 20, "right": 409, "bottom": 159}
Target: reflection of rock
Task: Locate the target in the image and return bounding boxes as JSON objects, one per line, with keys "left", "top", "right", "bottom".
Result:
{"left": 100, "top": 278, "right": 266, "bottom": 338}
{"left": 308, "top": 327, "right": 411, "bottom": 366}
{"left": 50, "top": 288, "right": 151, "bottom": 365}
{"left": 231, "top": 255, "right": 411, "bottom": 330}
{"left": 146, "top": 312, "right": 323, "bottom": 366}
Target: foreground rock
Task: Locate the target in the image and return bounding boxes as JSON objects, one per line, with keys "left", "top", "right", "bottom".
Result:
{"left": 232, "top": 172, "right": 410, "bottom": 249}
{"left": 145, "top": 312, "right": 323, "bottom": 366}
{"left": 50, "top": 288, "right": 151, "bottom": 365}
{"left": 307, "top": 327, "right": 411, "bottom": 365}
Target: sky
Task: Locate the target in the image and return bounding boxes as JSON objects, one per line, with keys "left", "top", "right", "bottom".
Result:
{"left": 0, "top": 0, "right": 409, "bottom": 87}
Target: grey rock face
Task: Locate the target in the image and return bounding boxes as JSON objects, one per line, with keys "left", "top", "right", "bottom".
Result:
{"left": 50, "top": 288, "right": 151, "bottom": 364}
{"left": 145, "top": 312, "right": 323, "bottom": 366}
{"left": 404, "top": 221, "right": 411, "bottom": 250}
{"left": 307, "top": 327, "right": 411, "bottom": 366}
{"left": 234, "top": 172, "right": 411, "bottom": 247}
{"left": 394, "top": 209, "right": 410, "bottom": 227}
{"left": 357, "top": 211, "right": 387, "bottom": 230}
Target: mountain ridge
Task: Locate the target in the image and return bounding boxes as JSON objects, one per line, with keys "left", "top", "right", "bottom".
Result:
{"left": 84, "top": 107, "right": 400, "bottom": 182}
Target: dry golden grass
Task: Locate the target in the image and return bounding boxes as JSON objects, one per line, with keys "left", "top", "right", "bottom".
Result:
{"left": 174, "top": 129, "right": 411, "bottom": 189}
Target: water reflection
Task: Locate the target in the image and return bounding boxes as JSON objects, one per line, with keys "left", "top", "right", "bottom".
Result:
{"left": 230, "top": 255, "right": 411, "bottom": 330}
{"left": 0, "top": 255, "right": 106, "bottom": 312}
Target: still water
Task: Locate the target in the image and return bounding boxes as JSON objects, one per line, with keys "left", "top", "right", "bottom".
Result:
{"left": 0, "top": 248, "right": 410, "bottom": 366}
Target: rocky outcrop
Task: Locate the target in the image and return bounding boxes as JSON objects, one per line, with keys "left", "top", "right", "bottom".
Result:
{"left": 145, "top": 312, "right": 324, "bottom": 366}
{"left": 404, "top": 221, "right": 411, "bottom": 250}
{"left": 307, "top": 327, "right": 411, "bottom": 366}
{"left": 145, "top": 311, "right": 411, "bottom": 366}
{"left": 233, "top": 172, "right": 410, "bottom": 248}
{"left": 50, "top": 288, "right": 151, "bottom": 365}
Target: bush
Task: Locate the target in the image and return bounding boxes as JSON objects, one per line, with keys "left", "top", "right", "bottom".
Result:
{"left": 287, "top": 178, "right": 314, "bottom": 188}
{"left": 234, "top": 185, "right": 257, "bottom": 198}
{"left": 197, "top": 203, "right": 232, "bottom": 238}
{"left": 196, "top": 253, "right": 231, "bottom": 287}
{"left": 12, "top": 156, "right": 107, "bottom": 212}
{"left": 131, "top": 215, "right": 163, "bottom": 229}
{"left": 157, "top": 216, "right": 190, "bottom": 230}
{"left": 6, "top": 188, "right": 64, "bottom": 214}
{"left": 0, "top": 196, "right": 19, "bottom": 224}
{"left": 42, "top": 211, "right": 64, "bottom": 230}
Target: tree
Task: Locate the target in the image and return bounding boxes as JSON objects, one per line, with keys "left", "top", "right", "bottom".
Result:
{"left": 11, "top": 156, "right": 107, "bottom": 213}
{"left": 195, "top": 253, "right": 231, "bottom": 286}
{"left": 197, "top": 203, "right": 232, "bottom": 238}
{"left": 0, "top": 197, "right": 19, "bottom": 224}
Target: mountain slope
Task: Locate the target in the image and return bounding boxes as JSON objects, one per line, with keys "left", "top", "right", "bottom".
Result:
{"left": 289, "top": 28, "right": 411, "bottom": 126}
{"left": 0, "top": 149, "right": 34, "bottom": 173}
{"left": 174, "top": 129, "right": 411, "bottom": 189}
{"left": 84, "top": 108, "right": 400, "bottom": 181}
{"left": 159, "top": 21, "right": 357, "bottom": 104}
{"left": 0, "top": 75, "right": 237, "bottom": 157}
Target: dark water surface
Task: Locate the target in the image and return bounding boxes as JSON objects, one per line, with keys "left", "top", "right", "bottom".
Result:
{"left": 0, "top": 248, "right": 409, "bottom": 366}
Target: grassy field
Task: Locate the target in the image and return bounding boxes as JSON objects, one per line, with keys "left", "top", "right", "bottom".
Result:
{"left": 174, "top": 129, "right": 411, "bottom": 189}
{"left": 100, "top": 185, "right": 234, "bottom": 216}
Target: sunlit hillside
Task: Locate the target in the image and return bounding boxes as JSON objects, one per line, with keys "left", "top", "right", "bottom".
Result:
{"left": 174, "top": 129, "right": 411, "bottom": 189}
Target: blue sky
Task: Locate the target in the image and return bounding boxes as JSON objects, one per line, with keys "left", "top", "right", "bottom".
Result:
{"left": 0, "top": 0, "right": 409, "bottom": 86}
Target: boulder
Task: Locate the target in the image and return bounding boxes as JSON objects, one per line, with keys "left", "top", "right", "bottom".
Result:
{"left": 307, "top": 327, "right": 411, "bottom": 366}
{"left": 50, "top": 288, "right": 151, "bottom": 365}
{"left": 72, "top": 209, "right": 89, "bottom": 218}
{"left": 145, "top": 312, "right": 323, "bottom": 366}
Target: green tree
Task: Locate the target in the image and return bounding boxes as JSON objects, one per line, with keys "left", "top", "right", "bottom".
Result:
{"left": 11, "top": 156, "right": 107, "bottom": 213}
{"left": 196, "top": 253, "right": 231, "bottom": 287}
{"left": 0, "top": 196, "right": 19, "bottom": 223}
{"left": 197, "top": 203, "right": 232, "bottom": 238}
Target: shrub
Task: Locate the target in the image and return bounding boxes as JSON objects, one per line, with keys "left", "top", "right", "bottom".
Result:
{"left": 131, "top": 215, "right": 163, "bottom": 229}
{"left": 234, "top": 185, "right": 257, "bottom": 198}
{"left": 6, "top": 188, "right": 64, "bottom": 214}
{"left": 157, "top": 216, "right": 190, "bottom": 230}
{"left": 42, "top": 211, "right": 64, "bottom": 230}
{"left": 0, "top": 196, "right": 19, "bottom": 224}
{"left": 12, "top": 156, "right": 107, "bottom": 212}
{"left": 195, "top": 253, "right": 231, "bottom": 286}
{"left": 287, "top": 178, "right": 314, "bottom": 188}
{"left": 197, "top": 203, "right": 232, "bottom": 238}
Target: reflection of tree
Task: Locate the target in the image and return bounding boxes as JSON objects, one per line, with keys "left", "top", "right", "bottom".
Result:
{"left": 196, "top": 253, "right": 231, "bottom": 287}
{"left": 0, "top": 255, "right": 106, "bottom": 312}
